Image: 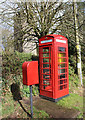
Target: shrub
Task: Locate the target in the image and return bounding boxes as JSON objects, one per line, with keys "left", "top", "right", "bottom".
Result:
{"left": 21, "top": 85, "right": 39, "bottom": 97}
{"left": 2, "top": 51, "right": 32, "bottom": 77}
{"left": 2, "top": 51, "right": 32, "bottom": 94}
{"left": 2, "top": 51, "right": 39, "bottom": 97}
{"left": 69, "top": 64, "right": 79, "bottom": 93}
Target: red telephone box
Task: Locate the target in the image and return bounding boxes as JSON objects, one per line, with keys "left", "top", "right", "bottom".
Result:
{"left": 39, "top": 34, "right": 69, "bottom": 102}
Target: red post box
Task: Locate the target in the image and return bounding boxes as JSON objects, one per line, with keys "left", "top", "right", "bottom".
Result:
{"left": 22, "top": 61, "right": 39, "bottom": 86}
{"left": 39, "top": 34, "right": 69, "bottom": 102}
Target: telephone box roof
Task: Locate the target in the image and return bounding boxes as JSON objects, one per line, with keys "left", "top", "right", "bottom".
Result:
{"left": 39, "top": 34, "right": 68, "bottom": 40}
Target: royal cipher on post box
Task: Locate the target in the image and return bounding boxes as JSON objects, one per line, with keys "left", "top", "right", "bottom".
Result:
{"left": 39, "top": 34, "right": 69, "bottom": 102}
{"left": 22, "top": 61, "right": 39, "bottom": 86}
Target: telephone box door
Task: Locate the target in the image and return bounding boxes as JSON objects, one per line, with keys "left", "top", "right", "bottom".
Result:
{"left": 39, "top": 45, "right": 53, "bottom": 98}
{"left": 55, "top": 44, "right": 69, "bottom": 98}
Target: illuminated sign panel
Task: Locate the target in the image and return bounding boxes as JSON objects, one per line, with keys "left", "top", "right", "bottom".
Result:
{"left": 41, "top": 39, "right": 52, "bottom": 44}
{"left": 56, "top": 39, "right": 66, "bottom": 43}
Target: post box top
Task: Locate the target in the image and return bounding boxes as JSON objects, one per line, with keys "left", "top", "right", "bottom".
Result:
{"left": 39, "top": 34, "right": 68, "bottom": 46}
{"left": 22, "top": 61, "right": 31, "bottom": 69}
{"left": 22, "top": 61, "right": 38, "bottom": 70}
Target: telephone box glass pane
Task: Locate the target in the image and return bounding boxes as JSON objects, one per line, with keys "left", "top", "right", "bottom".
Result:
{"left": 58, "top": 79, "right": 67, "bottom": 85}
{"left": 58, "top": 53, "right": 66, "bottom": 57}
{"left": 58, "top": 64, "right": 66, "bottom": 68}
{"left": 43, "top": 47, "right": 49, "bottom": 52}
{"left": 43, "top": 80, "right": 50, "bottom": 85}
{"left": 59, "top": 74, "right": 65, "bottom": 79}
{"left": 43, "top": 69, "right": 50, "bottom": 74}
{"left": 41, "top": 46, "right": 52, "bottom": 91}
{"left": 58, "top": 69, "right": 65, "bottom": 74}
{"left": 58, "top": 58, "right": 66, "bottom": 63}
{"left": 58, "top": 47, "right": 66, "bottom": 52}
{"left": 58, "top": 47, "right": 67, "bottom": 90}
{"left": 43, "top": 64, "right": 49, "bottom": 68}
{"left": 43, "top": 53, "right": 49, "bottom": 57}
{"left": 43, "top": 58, "right": 49, "bottom": 62}
{"left": 43, "top": 74, "right": 50, "bottom": 79}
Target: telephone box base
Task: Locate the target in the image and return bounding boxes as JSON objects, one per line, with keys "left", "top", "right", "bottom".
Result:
{"left": 39, "top": 94, "right": 69, "bottom": 102}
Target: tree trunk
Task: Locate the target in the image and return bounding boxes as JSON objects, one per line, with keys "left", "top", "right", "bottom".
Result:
{"left": 73, "top": 0, "right": 82, "bottom": 86}
{"left": 14, "top": 12, "right": 23, "bottom": 53}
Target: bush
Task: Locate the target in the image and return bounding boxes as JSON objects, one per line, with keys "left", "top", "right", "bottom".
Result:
{"left": 2, "top": 51, "right": 32, "bottom": 94}
{"left": 69, "top": 64, "right": 79, "bottom": 93}
{"left": 2, "top": 51, "right": 80, "bottom": 96}
{"left": 2, "top": 51, "right": 32, "bottom": 77}
{"left": 21, "top": 85, "right": 39, "bottom": 97}
{"left": 2, "top": 51, "right": 39, "bottom": 97}
{"left": 69, "top": 55, "right": 76, "bottom": 72}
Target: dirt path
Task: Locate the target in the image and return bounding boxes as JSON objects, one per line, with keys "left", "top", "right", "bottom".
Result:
{"left": 33, "top": 96, "right": 80, "bottom": 118}
{"left": 3, "top": 96, "right": 80, "bottom": 119}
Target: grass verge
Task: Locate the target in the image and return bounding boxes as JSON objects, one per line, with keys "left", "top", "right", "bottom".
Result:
{"left": 56, "top": 93, "right": 83, "bottom": 118}
{"left": 2, "top": 93, "right": 49, "bottom": 118}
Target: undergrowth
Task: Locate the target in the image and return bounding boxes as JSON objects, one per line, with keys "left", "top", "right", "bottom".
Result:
{"left": 2, "top": 51, "right": 39, "bottom": 97}
{"left": 1, "top": 51, "right": 83, "bottom": 118}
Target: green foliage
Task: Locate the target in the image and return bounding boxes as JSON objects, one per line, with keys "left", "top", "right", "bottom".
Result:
{"left": 57, "top": 93, "right": 83, "bottom": 110}
{"left": 2, "top": 51, "right": 39, "bottom": 97}
{"left": 2, "top": 93, "right": 20, "bottom": 117}
{"left": 21, "top": 85, "right": 39, "bottom": 97}
{"left": 21, "top": 85, "right": 30, "bottom": 97}
{"left": 82, "top": 62, "right": 85, "bottom": 76}
{"left": 69, "top": 55, "right": 76, "bottom": 71}
{"left": 69, "top": 64, "right": 79, "bottom": 92}
{"left": 28, "top": 106, "right": 49, "bottom": 118}
{"left": 32, "top": 85, "right": 39, "bottom": 96}
{"left": 2, "top": 51, "right": 32, "bottom": 77}
{"left": 2, "top": 92, "right": 49, "bottom": 118}
{"left": 2, "top": 51, "right": 32, "bottom": 95}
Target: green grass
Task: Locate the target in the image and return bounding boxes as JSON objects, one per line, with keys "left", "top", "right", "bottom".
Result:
{"left": 2, "top": 93, "right": 20, "bottom": 118}
{"left": 0, "top": 100, "right": 2, "bottom": 118}
{"left": 28, "top": 106, "right": 49, "bottom": 118}
{"left": 2, "top": 92, "right": 83, "bottom": 118}
{"left": 56, "top": 93, "right": 83, "bottom": 118}
{"left": 2, "top": 93, "right": 49, "bottom": 118}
